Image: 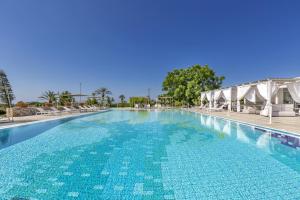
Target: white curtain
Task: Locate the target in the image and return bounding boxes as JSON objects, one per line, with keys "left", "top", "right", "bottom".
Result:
{"left": 256, "top": 82, "right": 268, "bottom": 100}
{"left": 244, "top": 87, "right": 257, "bottom": 103}
{"left": 213, "top": 90, "right": 223, "bottom": 101}
{"left": 200, "top": 92, "right": 206, "bottom": 101}
{"left": 257, "top": 82, "right": 279, "bottom": 100}
{"left": 287, "top": 82, "right": 300, "bottom": 103}
{"left": 206, "top": 91, "right": 213, "bottom": 101}
{"left": 237, "top": 85, "right": 252, "bottom": 100}
{"left": 223, "top": 88, "right": 232, "bottom": 101}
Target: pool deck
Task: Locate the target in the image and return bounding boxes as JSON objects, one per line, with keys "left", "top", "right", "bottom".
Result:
{"left": 0, "top": 110, "right": 109, "bottom": 129}
{"left": 184, "top": 108, "right": 300, "bottom": 135}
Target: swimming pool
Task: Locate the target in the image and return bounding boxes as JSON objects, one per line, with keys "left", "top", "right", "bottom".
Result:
{"left": 0, "top": 110, "right": 300, "bottom": 199}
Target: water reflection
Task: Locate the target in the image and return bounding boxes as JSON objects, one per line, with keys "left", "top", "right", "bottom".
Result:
{"left": 236, "top": 124, "right": 250, "bottom": 143}
{"left": 222, "top": 121, "right": 231, "bottom": 136}
{"left": 256, "top": 131, "right": 272, "bottom": 153}
{"left": 198, "top": 113, "right": 300, "bottom": 150}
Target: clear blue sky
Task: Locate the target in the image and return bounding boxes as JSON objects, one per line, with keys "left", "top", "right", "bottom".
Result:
{"left": 1, "top": 0, "right": 300, "bottom": 102}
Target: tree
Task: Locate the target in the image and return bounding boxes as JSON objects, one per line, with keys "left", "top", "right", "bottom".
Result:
{"left": 129, "top": 96, "right": 149, "bottom": 107}
{"left": 86, "top": 93, "right": 98, "bottom": 105}
{"left": 162, "top": 64, "right": 224, "bottom": 105}
{"left": 39, "top": 90, "right": 57, "bottom": 104}
{"left": 107, "top": 96, "right": 114, "bottom": 106}
{"left": 119, "top": 94, "right": 126, "bottom": 103}
{"left": 95, "top": 87, "right": 112, "bottom": 106}
{"left": 0, "top": 70, "right": 15, "bottom": 107}
{"left": 59, "top": 91, "right": 73, "bottom": 106}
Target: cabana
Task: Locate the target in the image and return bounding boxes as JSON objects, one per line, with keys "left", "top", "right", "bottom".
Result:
{"left": 213, "top": 87, "right": 237, "bottom": 111}
{"left": 236, "top": 78, "right": 299, "bottom": 118}
{"left": 201, "top": 87, "right": 237, "bottom": 111}
{"left": 201, "top": 91, "right": 214, "bottom": 109}
{"left": 200, "top": 77, "right": 300, "bottom": 123}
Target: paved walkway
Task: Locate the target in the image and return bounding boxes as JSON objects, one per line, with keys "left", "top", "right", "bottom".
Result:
{"left": 184, "top": 108, "right": 300, "bottom": 135}
{"left": 0, "top": 110, "right": 109, "bottom": 129}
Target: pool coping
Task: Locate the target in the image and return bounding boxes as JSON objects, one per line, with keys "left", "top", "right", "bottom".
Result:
{"left": 0, "top": 110, "right": 110, "bottom": 130}
{"left": 182, "top": 108, "right": 300, "bottom": 139}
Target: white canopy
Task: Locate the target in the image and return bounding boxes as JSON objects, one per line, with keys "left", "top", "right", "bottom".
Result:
{"left": 244, "top": 87, "right": 266, "bottom": 103}
{"left": 223, "top": 88, "right": 232, "bottom": 101}
{"left": 287, "top": 81, "right": 300, "bottom": 103}
{"left": 237, "top": 85, "right": 252, "bottom": 100}
{"left": 213, "top": 90, "right": 224, "bottom": 101}
{"left": 206, "top": 91, "right": 213, "bottom": 101}
{"left": 200, "top": 92, "right": 207, "bottom": 101}
{"left": 237, "top": 82, "right": 278, "bottom": 103}
{"left": 256, "top": 82, "right": 279, "bottom": 101}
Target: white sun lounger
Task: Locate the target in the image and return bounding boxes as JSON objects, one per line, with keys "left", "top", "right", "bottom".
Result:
{"left": 35, "top": 107, "right": 52, "bottom": 115}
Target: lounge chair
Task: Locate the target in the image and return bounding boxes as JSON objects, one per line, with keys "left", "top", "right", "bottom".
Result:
{"left": 49, "top": 107, "right": 63, "bottom": 115}
{"left": 260, "top": 104, "right": 296, "bottom": 117}
{"left": 62, "top": 107, "right": 73, "bottom": 113}
{"left": 83, "top": 106, "right": 95, "bottom": 112}
{"left": 199, "top": 104, "right": 208, "bottom": 110}
{"left": 78, "top": 106, "right": 88, "bottom": 112}
{"left": 207, "top": 103, "right": 227, "bottom": 112}
{"left": 242, "top": 106, "right": 256, "bottom": 114}
{"left": 35, "top": 107, "right": 52, "bottom": 115}
{"left": 90, "top": 105, "right": 100, "bottom": 111}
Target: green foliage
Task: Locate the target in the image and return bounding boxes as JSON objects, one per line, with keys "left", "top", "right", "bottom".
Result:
{"left": 0, "top": 70, "right": 15, "bottom": 107}
{"left": 39, "top": 90, "right": 57, "bottom": 104}
{"left": 86, "top": 98, "right": 98, "bottom": 106}
{"left": 106, "top": 96, "right": 114, "bottom": 106}
{"left": 27, "top": 101, "right": 44, "bottom": 107}
{"left": 16, "top": 101, "right": 28, "bottom": 108}
{"left": 162, "top": 64, "right": 224, "bottom": 105}
{"left": 59, "top": 91, "right": 73, "bottom": 106}
{"left": 129, "top": 96, "right": 149, "bottom": 107}
{"left": 119, "top": 94, "right": 126, "bottom": 103}
{"left": 95, "top": 87, "right": 112, "bottom": 106}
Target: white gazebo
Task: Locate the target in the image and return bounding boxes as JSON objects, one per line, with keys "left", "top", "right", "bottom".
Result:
{"left": 200, "top": 77, "right": 300, "bottom": 123}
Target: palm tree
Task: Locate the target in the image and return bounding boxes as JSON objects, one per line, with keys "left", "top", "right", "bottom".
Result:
{"left": 0, "top": 70, "right": 15, "bottom": 108}
{"left": 119, "top": 94, "right": 125, "bottom": 104}
{"left": 39, "top": 90, "right": 57, "bottom": 104}
{"left": 95, "top": 87, "right": 112, "bottom": 106}
{"left": 59, "top": 91, "right": 73, "bottom": 106}
{"left": 107, "top": 96, "right": 114, "bottom": 107}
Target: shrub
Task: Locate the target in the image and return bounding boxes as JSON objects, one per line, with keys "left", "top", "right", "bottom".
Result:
{"left": 16, "top": 101, "right": 28, "bottom": 108}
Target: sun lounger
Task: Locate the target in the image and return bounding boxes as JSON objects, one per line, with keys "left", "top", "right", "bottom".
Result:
{"left": 49, "top": 107, "right": 63, "bottom": 115}
{"left": 207, "top": 104, "right": 227, "bottom": 112}
{"left": 260, "top": 104, "right": 296, "bottom": 117}
{"left": 35, "top": 107, "right": 52, "bottom": 115}
{"left": 78, "top": 106, "right": 88, "bottom": 112}
{"left": 83, "top": 106, "right": 95, "bottom": 112}
{"left": 242, "top": 106, "right": 257, "bottom": 114}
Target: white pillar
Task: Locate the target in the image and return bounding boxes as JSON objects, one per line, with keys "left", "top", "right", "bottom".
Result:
{"left": 237, "top": 100, "right": 241, "bottom": 112}
{"left": 228, "top": 100, "right": 232, "bottom": 111}
{"left": 267, "top": 80, "right": 273, "bottom": 124}
{"left": 209, "top": 100, "right": 213, "bottom": 109}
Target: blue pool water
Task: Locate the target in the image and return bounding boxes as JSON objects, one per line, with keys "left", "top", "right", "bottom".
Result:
{"left": 0, "top": 110, "right": 300, "bottom": 199}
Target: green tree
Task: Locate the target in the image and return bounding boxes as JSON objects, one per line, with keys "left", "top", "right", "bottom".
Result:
{"left": 119, "top": 94, "right": 126, "bottom": 104}
{"left": 59, "top": 91, "right": 73, "bottom": 106}
{"left": 129, "top": 96, "right": 149, "bottom": 107}
{"left": 95, "top": 87, "right": 112, "bottom": 106}
{"left": 39, "top": 90, "right": 57, "bottom": 104}
{"left": 86, "top": 93, "right": 98, "bottom": 105}
{"left": 0, "top": 70, "right": 15, "bottom": 107}
{"left": 162, "top": 64, "right": 224, "bottom": 105}
{"left": 86, "top": 98, "right": 98, "bottom": 105}
{"left": 107, "top": 96, "right": 114, "bottom": 106}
